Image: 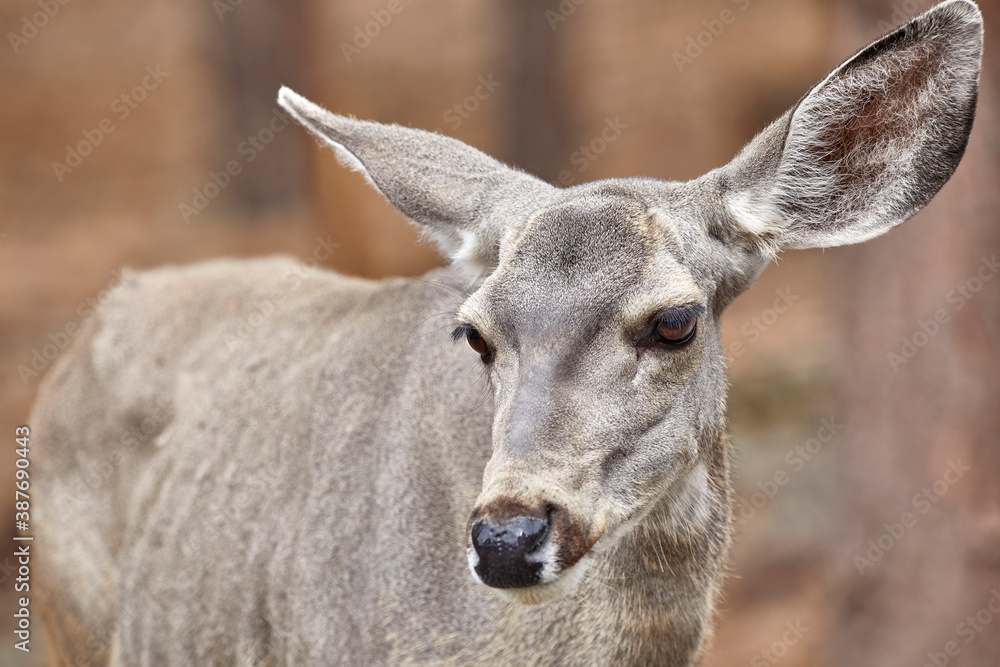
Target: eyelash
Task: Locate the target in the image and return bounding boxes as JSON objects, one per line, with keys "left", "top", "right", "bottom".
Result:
{"left": 658, "top": 312, "right": 695, "bottom": 331}
{"left": 637, "top": 304, "right": 705, "bottom": 350}
{"left": 453, "top": 324, "right": 494, "bottom": 363}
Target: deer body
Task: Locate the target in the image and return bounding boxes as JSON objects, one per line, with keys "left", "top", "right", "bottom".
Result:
{"left": 33, "top": 3, "right": 982, "bottom": 665}
{"left": 35, "top": 257, "right": 728, "bottom": 665}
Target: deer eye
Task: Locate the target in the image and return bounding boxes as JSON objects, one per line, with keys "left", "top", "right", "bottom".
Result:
{"left": 652, "top": 315, "right": 697, "bottom": 345}
{"left": 637, "top": 306, "right": 703, "bottom": 350}
{"left": 453, "top": 324, "right": 494, "bottom": 363}
{"left": 466, "top": 329, "right": 488, "bottom": 355}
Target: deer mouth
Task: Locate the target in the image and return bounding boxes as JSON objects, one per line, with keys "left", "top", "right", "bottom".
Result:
{"left": 485, "top": 557, "right": 592, "bottom": 605}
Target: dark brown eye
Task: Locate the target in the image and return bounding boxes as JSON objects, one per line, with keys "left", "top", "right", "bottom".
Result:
{"left": 453, "top": 324, "right": 494, "bottom": 363}
{"left": 651, "top": 316, "right": 697, "bottom": 345}
{"left": 466, "top": 329, "right": 489, "bottom": 356}
{"left": 637, "top": 306, "right": 704, "bottom": 351}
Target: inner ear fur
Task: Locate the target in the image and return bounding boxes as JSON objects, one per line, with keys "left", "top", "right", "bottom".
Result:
{"left": 712, "top": 0, "right": 983, "bottom": 253}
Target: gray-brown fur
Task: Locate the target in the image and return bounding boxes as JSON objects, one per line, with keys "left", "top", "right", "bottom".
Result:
{"left": 33, "top": 2, "right": 982, "bottom": 665}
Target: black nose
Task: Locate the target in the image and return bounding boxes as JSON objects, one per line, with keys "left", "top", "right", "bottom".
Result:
{"left": 471, "top": 516, "right": 550, "bottom": 588}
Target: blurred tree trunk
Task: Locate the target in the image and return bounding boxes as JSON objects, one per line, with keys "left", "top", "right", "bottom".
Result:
{"left": 828, "top": 1, "right": 1000, "bottom": 665}
{"left": 500, "top": 0, "right": 574, "bottom": 183}
{"left": 207, "top": 0, "right": 311, "bottom": 215}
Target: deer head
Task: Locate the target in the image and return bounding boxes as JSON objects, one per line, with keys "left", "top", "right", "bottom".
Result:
{"left": 278, "top": 0, "right": 981, "bottom": 605}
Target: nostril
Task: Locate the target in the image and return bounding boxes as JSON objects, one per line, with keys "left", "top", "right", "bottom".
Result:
{"left": 545, "top": 503, "right": 556, "bottom": 530}
{"left": 523, "top": 517, "right": 548, "bottom": 554}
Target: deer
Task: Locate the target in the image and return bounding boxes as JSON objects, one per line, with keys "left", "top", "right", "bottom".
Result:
{"left": 32, "top": 1, "right": 982, "bottom": 665}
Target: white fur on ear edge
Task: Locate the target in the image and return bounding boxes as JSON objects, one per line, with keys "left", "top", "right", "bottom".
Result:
{"left": 277, "top": 86, "right": 385, "bottom": 196}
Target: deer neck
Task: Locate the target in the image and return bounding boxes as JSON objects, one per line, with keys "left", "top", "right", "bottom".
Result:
{"left": 589, "top": 429, "right": 733, "bottom": 663}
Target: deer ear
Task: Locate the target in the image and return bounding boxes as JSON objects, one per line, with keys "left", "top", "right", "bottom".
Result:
{"left": 278, "top": 87, "right": 556, "bottom": 269}
{"left": 713, "top": 0, "right": 983, "bottom": 252}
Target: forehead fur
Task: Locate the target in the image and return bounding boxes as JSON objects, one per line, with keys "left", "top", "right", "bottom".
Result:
{"left": 460, "top": 183, "right": 709, "bottom": 340}
{"left": 505, "top": 187, "right": 655, "bottom": 283}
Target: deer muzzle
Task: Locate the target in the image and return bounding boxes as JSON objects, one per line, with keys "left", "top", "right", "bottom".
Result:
{"left": 466, "top": 495, "right": 602, "bottom": 603}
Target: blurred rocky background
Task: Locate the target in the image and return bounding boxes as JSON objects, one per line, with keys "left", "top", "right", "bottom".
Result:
{"left": 1, "top": 0, "right": 998, "bottom": 664}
